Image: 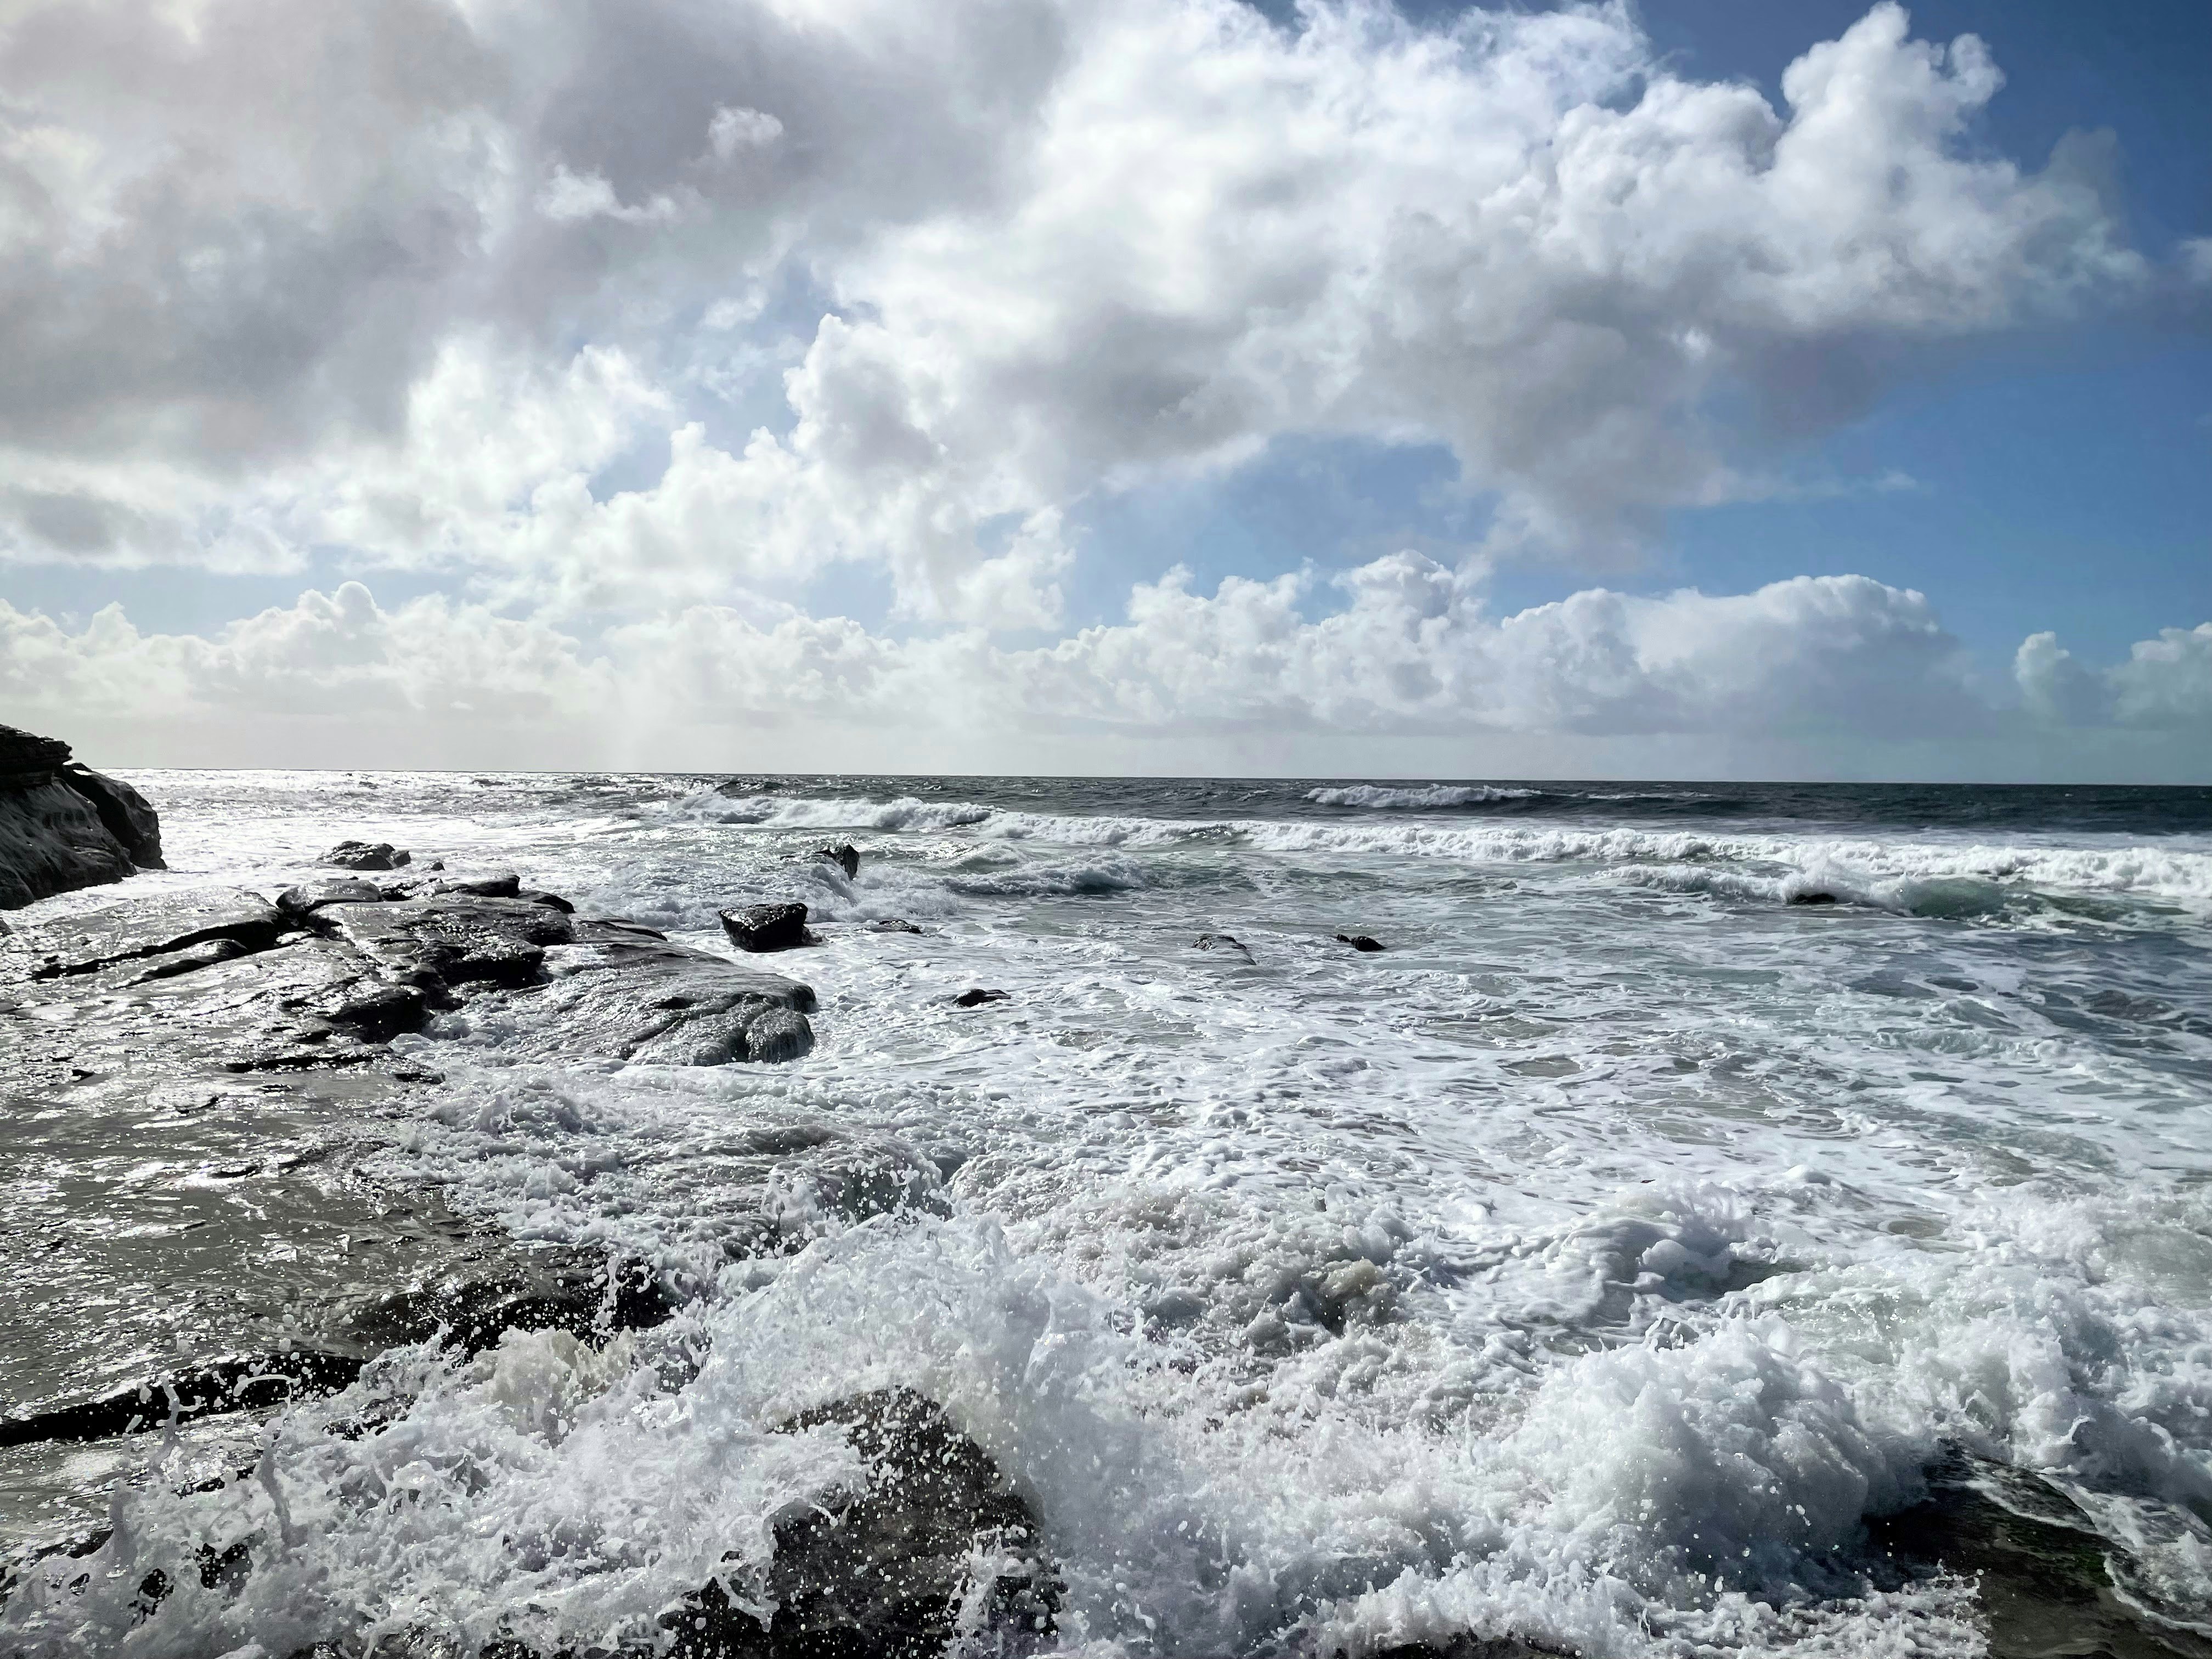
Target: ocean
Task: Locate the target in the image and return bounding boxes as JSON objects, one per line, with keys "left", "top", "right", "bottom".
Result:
{"left": 4, "top": 771, "right": 2211, "bottom": 1657}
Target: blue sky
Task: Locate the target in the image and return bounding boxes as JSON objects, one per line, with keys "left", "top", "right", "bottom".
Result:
{"left": 1, "top": 0, "right": 2206, "bottom": 776}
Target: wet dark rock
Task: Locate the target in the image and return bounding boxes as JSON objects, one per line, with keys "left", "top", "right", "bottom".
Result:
{"left": 740, "top": 1007, "right": 815, "bottom": 1063}
{"left": 58, "top": 764, "right": 163, "bottom": 868}
{"left": 1, "top": 780, "right": 135, "bottom": 911}
{"left": 1788, "top": 891, "right": 1839, "bottom": 906}
{"left": 1335, "top": 933, "right": 1386, "bottom": 952}
{"left": 125, "top": 936, "right": 250, "bottom": 984}
{"left": 665, "top": 1388, "right": 1058, "bottom": 1659}
{"left": 340, "top": 1253, "right": 675, "bottom": 1359}
{"left": 322, "top": 896, "right": 575, "bottom": 1002}
{"left": 425, "top": 872, "right": 521, "bottom": 899}
{"left": 953, "top": 988, "right": 1010, "bottom": 1008}
{"left": 323, "top": 840, "right": 411, "bottom": 871}
{"left": 814, "top": 841, "right": 861, "bottom": 879}
{"left": 0, "top": 1351, "right": 365, "bottom": 1448}
{"left": 1867, "top": 1463, "right": 2209, "bottom": 1659}
{"left": 866, "top": 917, "right": 924, "bottom": 934}
{"left": 278, "top": 878, "right": 389, "bottom": 915}
{"left": 1195, "top": 932, "right": 1255, "bottom": 962}
{"left": 720, "top": 901, "right": 816, "bottom": 953}
{"left": 7, "top": 890, "right": 290, "bottom": 981}
{"left": 516, "top": 888, "right": 575, "bottom": 913}
{"left": 480, "top": 922, "right": 815, "bottom": 1065}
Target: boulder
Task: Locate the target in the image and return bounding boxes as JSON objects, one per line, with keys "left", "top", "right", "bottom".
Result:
{"left": 953, "top": 988, "right": 1009, "bottom": 1008}
{"left": 666, "top": 1389, "right": 1058, "bottom": 1659}
{"left": 720, "top": 901, "right": 816, "bottom": 953}
{"left": 1335, "top": 933, "right": 1385, "bottom": 952}
{"left": 815, "top": 842, "right": 861, "bottom": 879}
{"left": 323, "top": 840, "right": 411, "bottom": 871}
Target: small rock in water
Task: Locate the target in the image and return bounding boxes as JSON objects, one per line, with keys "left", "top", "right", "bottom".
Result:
{"left": 953, "top": 988, "right": 1009, "bottom": 1008}
{"left": 815, "top": 841, "right": 861, "bottom": 879}
{"left": 323, "top": 840, "right": 411, "bottom": 871}
{"left": 1788, "top": 890, "right": 1839, "bottom": 906}
{"left": 1335, "top": 933, "right": 1386, "bottom": 952}
{"left": 866, "top": 917, "right": 924, "bottom": 934}
{"left": 666, "top": 1387, "right": 1058, "bottom": 1659}
{"left": 739, "top": 1005, "right": 815, "bottom": 1063}
{"left": 1195, "top": 932, "right": 1255, "bottom": 962}
{"left": 720, "top": 901, "right": 816, "bottom": 953}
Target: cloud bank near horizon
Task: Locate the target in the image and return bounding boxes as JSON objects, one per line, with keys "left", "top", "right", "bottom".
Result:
{"left": 1, "top": 0, "right": 2203, "bottom": 776}
{"left": 5, "top": 566, "right": 2204, "bottom": 777}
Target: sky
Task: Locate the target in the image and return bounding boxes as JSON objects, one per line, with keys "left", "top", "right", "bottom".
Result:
{"left": 0, "top": 0, "right": 2206, "bottom": 780}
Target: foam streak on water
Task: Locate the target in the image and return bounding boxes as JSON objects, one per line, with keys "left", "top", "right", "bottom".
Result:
{"left": 6, "top": 773, "right": 2210, "bottom": 1657}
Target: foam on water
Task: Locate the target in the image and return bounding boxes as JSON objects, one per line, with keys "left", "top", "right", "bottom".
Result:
{"left": 1306, "top": 785, "right": 1544, "bottom": 809}
{"left": 7, "top": 772, "right": 2210, "bottom": 1656}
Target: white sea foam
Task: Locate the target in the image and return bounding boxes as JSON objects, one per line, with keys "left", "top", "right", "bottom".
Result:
{"left": 1305, "top": 783, "right": 1543, "bottom": 809}
{"left": 662, "top": 789, "right": 2212, "bottom": 911}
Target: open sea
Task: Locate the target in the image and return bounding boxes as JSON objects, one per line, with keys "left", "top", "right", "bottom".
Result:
{"left": 5, "top": 771, "right": 2212, "bottom": 1658}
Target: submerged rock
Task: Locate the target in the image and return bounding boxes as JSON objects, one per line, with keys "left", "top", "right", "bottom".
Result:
{"left": 720, "top": 901, "right": 816, "bottom": 953}
{"left": 866, "top": 917, "right": 924, "bottom": 934}
{"left": 0, "top": 724, "right": 163, "bottom": 909}
{"left": 1195, "top": 932, "right": 1255, "bottom": 962}
{"left": 815, "top": 841, "right": 861, "bottom": 879}
{"left": 1788, "top": 891, "right": 1839, "bottom": 906}
{"left": 323, "top": 840, "right": 411, "bottom": 871}
{"left": 953, "top": 988, "right": 1009, "bottom": 1008}
{"left": 1335, "top": 933, "right": 1386, "bottom": 952}
{"left": 667, "top": 1388, "right": 1058, "bottom": 1659}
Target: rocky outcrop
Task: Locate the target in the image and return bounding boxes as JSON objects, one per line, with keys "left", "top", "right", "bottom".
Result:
{"left": 0, "top": 724, "right": 164, "bottom": 910}
{"left": 58, "top": 764, "right": 162, "bottom": 868}
{"left": 721, "top": 901, "right": 816, "bottom": 952}
{"left": 2, "top": 873, "right": 815, "bottom": 1074}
